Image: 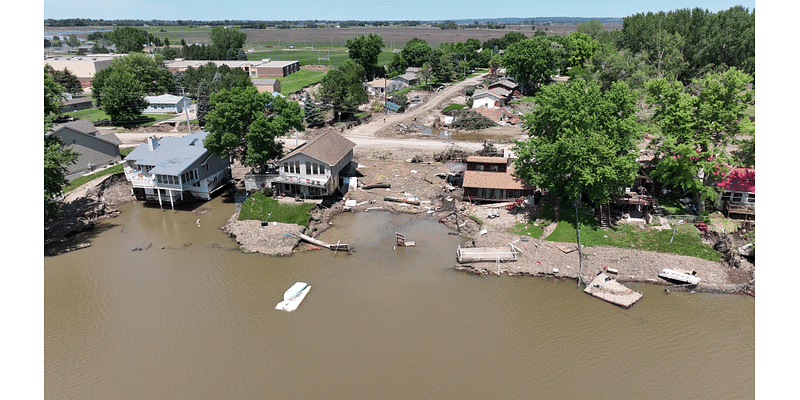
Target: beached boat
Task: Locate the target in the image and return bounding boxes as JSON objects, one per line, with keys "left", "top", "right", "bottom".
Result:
{"left": 658, "top": 268, "right": 701, "bottom": 285}
{"left": 276, "top": 282, "right": 311, "bottom": 312}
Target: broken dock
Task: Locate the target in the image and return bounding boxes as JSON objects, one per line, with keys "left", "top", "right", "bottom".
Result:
{"left": 584, "top": 272, "right": 643, "bottom": 308}
{"left": 295, "top": 233, "right": 350, "bottom": 252}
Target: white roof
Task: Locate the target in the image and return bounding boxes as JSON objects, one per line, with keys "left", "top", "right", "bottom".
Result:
{"left": 145, "top": 94, "right": 186, "bottom": 104}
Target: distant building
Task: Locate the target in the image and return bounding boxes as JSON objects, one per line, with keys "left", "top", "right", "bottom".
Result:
{"left": 252, "top": 78, "right": 281, "bottom": 93}
{"left": 44, "top": 55, "right": 122, "bottom": 89}
{"left": 164, "top": 59, "right": 300, "bottom": 78}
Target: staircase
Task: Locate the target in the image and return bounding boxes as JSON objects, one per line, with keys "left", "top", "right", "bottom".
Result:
{"left": 651, "top": 196, "right": 663, "bottom": 216}
{"left": 597, "top": 203, "right": 611, "bottom": 229}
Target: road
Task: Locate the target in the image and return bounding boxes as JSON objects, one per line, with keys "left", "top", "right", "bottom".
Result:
{"left": 112, "top": 72, "right": 521, "bottom": 155}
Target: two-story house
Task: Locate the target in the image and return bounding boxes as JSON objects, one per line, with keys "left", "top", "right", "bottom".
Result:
{"left": 462, "top": 156, "right": 535, "bottom": 202}
{"left": 123, "top": 131, "right": 231, "bottom": 208}
{"left": 272, "top": 131, "right": 356, "bottom": 199}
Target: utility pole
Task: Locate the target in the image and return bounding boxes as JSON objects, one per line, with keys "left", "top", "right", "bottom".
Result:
{"left": 182, "top": 87, "right": 191, "bottom": 134}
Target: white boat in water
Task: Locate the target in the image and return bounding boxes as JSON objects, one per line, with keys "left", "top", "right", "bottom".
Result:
{"left": 658, "top": 268, "right": 701, "bottom": 285}
{"left": 276, "top": 282, "right": 311, "bottom": 312}
{"left": 284, "top": 282, "right": 308, "bottom": 300}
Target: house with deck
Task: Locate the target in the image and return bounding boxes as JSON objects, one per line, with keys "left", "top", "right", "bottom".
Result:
{"left": 715, "top": 166, "right": 755, "bottom": 219}
{"left": 123, "top": 131, "right": 230, "bottom": 208}
{"left": 46, "top": 119, "right": 122, "bottom": 180}
{"left": 462, "top": 156, "right": 535, "bottom": 202}
{"left": 245, "top": 130, "right": 357, "bottom": 199}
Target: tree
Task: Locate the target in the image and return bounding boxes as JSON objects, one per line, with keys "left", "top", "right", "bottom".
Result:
{"left": 303, "top": 95, "right": 325, "bottom": 127}
{"left": 345, "top": 33, "right": 385, "bottom": 78}
{"left": 430, "top": 48, "right": 456, "bottom": 84}
{"left": 318, "top": 61, "right": 369, "bottom": 115}
{"left": 44, "top": 136, "right": 80, "bottom": 220}
{"left": 399, "top": 38, "right": 433, "bottom": 68}
{"left": 564, "top": 32, "right": 597, "bottom": 69}
{"left": 203, "top": 86, "right": 304, "bottom": 166}
{"left": 44, "top": 73, "right": 79, "bottom": 220}
{"left": 196, "top": 80, "right": 212, "bottom": 127}
{"left": 419, "top": 62, "right": 433, "bottom": 90}
{"left": 110, "top": 26, "right": 148, "bottom": 53}
{"left": 502, "top": 36, "right": 567, "bottom": 94}
{"left": 92, "top": 53, "right": 174, "bottom": 107}
{"left": 44, "top": 72, "right": 65, "bottom": 129}
{"left": 209, "top": 26, "right": 247, "bottom": 60}
{"left": 513, "top": 80, "right": 642, "bottom": 206}
{"left": 645, "top": 67, "right": 754, "bottom": 210}
{"left": 98, "top": 69, "right": 149, "bottom": 122}
{"left": 576, "top": 19, "right": 606, "bottom": 40}
{"left": 44, "top": 65, "right": 83, "bottom": 95}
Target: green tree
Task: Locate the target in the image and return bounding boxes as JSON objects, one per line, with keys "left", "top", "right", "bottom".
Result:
{"left": 209, "top": 26, "right": 247, "bottom": 60}
{"left": 303, "top": 95, "right": 325, "bottom": 127}
{"left": 564, "top": 32, "right": 597, "bottom": 69}
{"left": 98, "top": 69, "right": 149, "bottom": 122}
{"left": 502, "top": 36, "right": 567, "bottom": 94}
{"left": 645, "top": 67, "right": 754, "bottom": 210}
{"left": 44, "top": 136, "right": 80, "bottom": 220}
{"left": 92, "top": 53, "right": 174, "bottom": 107}
{"left": 399, "top": 38, "right": 433, "bottom": 68}
{"left": 318, "top": 61, "right": 369, "bottom": 115}
{"left": 44, "top": 72, "right": 65, "bottom": 129}
{"left": 576, "top": 19, "right": 606, "bottom": 40}
{"left": 203, "top": 86, "right": 304, "bottom": 166}
{"left": 419, "top": 62, "right": 433, "bottom": 90}
{"left": 44, "top": 65, "right": 83, "bottom": 95}
{"left": 110, "top": 26, "right": 148, "bottom": 53}
{"left": 345, "top": 33, "right": 385, "bottom": 78}
{"left": 196, "top": 80, "right": 212, "bottom": 127}
{"left": 513, "top": 80, "right": 642, "bottom": 206}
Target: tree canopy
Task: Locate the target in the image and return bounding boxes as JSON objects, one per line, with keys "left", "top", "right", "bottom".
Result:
{"left": 645, "top": 67, "right": 754, "bottom": 209}
{"left": 203, "top": 86, "right": 304, "bottom": 167}
{"left": 109, "top": 26, "right": 148, "bottom": 53}
{"left": 92, "top": 53, "right": 175, "bottom": 108}
{"left": 513, "top": 80, "right": 642, "bottom": 206}
{"left": 502, "top": 36, "right": 567, "bottom": 94}
{"left": 318, "top": 60, "right": 369, "bottom": 115}
{"left": 345, "top": 33, "right": 385, "bottom": 78}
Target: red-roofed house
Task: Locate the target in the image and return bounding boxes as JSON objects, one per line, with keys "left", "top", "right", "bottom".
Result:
{"left": 462, "top": 156, "right": 535, "bottom": 202}
{"left": 715, "top": 166, "right": 755, "bottom": 218}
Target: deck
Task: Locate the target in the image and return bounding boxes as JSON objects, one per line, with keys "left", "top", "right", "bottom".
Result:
{"left": 584, "top": 273, "right": 643, "bottom": 308}
{"left": 456, "top": 245, "right": 518, "bottom": 263}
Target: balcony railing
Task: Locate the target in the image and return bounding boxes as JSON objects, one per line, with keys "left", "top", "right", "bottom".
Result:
{"left": 124, "top": 168, "right": 156, "bottom": 188}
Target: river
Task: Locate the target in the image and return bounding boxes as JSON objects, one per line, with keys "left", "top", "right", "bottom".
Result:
{"left": 44, "top": 194, "right": 754, "bottom": 399}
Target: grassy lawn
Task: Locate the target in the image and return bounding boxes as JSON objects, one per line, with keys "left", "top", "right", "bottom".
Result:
{"left": 543, "top": 204, "right": 720, "bottom": 262}
{"left": 278, "top": 69, "right": 325, "bottom": 95}
{"left": 238, "top": 191, "right": 316, "bottom": 226}
{"left": 442, "top": 103, "right": 467, "bottom": 112}
{"left": 66, "top": 108, "right": 181, "bottom": 127}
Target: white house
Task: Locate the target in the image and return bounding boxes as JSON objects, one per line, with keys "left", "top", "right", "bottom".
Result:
{"left": 472, "top": 89, "right": 505, "bottom": 109}
{"left": 143, "top": 94, "right": 191, "bottom": 114}
{"left": 364, "top": 78, "right": 405, "bottom": 96}
{"left": 123, "top": 131, "right": 230, "bottom": 208}
{"left": 271, "top": 131, "right": 356, "bottom": 198}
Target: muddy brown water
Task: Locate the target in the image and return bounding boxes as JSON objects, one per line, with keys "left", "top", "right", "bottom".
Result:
{"left": 44, "top": 194, "right": 754, "bottom": 399}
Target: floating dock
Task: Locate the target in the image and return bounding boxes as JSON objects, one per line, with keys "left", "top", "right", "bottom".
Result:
{"left": 584, "top": 273, "right": 642, "bottom": 308}
{"left": 456, "top": 245, "right": 518, "bottom": 263}
{"left": 276, "top": 285, "right": 311, "bottom": 312}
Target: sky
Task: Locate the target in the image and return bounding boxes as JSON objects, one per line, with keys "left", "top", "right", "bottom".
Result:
{"left": 43, "top": 0, "right": 756, "bottom": 21}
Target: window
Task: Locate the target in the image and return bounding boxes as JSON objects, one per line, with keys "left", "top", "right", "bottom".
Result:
{"left": 295, "top": 161, "right": 300, "bottom": 174}
{"left": 312, "top": 163, "right": 318, "bottom": 175}
{"left": 283, "top": 163, "right": 288, "bottom": 173}
{"left": 476, "top": 164, "right": 484, "bottom": 171}
{"left": 720, "top": 191, "right": 733, "bottom": 202}
{"left": 747, "top": 193, "right": 755, "bottom": 203}
{"left": 490, "top": 165, "right": 499, "bottom": 172}
{"left": 320, "top": 164, "right": 325, "bottom": 174}
{"left": 306, "top": 162, "right": 312, "bottom": 175}
{"left": 731, "top": 192, "right": 743, "bottom": 203}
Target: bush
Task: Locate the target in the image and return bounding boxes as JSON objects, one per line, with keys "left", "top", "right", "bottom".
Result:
{"left": 449, "top": 109, "right": 496, "bottom": 130}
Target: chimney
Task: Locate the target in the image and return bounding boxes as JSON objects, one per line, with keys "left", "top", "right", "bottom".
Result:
{"left": 147, "top": 136, "right": 159, "bottom": 151}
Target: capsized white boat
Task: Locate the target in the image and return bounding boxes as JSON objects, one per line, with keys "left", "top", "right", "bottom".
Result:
{"left": 284, "top": 282, "right": 307, "bottom": 301}
{"left": 276, "top": 283, "right": 311, "bottom": 312}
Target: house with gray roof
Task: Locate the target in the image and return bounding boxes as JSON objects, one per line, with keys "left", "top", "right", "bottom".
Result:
{"left": 123, "top": 131, "right": 230, "bottom": 208}
{"left": 47, "top": 119, "right": 122, "bottom": 180}
{"left": 143, "top": 94, "right": 191, "bottom": 114}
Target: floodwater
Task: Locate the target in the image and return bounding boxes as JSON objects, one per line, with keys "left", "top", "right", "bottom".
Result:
{"left": 44, "top": 194, "right": 754, "bottom": 399}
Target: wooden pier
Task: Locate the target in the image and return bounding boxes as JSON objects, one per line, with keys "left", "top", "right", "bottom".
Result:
{"left": 584, "top": 273, "right": 642, "bottom": 308}
{"left": 456, "top": 245, "right": 518, "bottom": 263}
